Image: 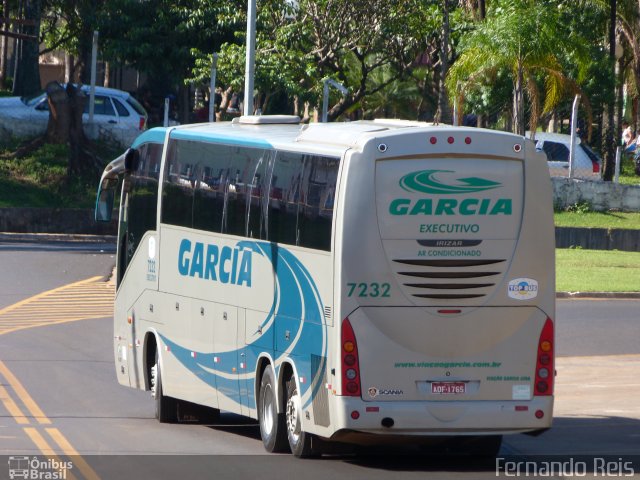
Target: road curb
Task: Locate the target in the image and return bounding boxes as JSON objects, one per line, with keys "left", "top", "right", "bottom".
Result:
{"left": 0, "top": 232, "right": 116, "bottom": 243}
{"left": 556, "top": 291, "right": 640, "bottom": 299}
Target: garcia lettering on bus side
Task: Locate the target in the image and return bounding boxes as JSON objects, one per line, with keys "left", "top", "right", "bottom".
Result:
{"left": 177, "top": 239, "right": 252, "bottom": 286}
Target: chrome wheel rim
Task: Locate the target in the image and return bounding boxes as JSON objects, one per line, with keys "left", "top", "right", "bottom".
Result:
{"left": 286, "top": 387, "right": 301, "bottom": 444}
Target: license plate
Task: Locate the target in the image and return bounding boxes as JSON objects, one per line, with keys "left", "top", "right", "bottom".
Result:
{"left": 431, "top": 382, "right": 466, "bottom": 394}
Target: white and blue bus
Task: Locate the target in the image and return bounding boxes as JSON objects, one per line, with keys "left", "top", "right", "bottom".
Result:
{"left": 96, "top": 115, "right": 555, "bottom": 457}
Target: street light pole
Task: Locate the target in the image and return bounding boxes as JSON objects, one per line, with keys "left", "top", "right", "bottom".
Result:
{"left": 244, "top": 0, "right": 256, "bottom": 116}
{"left": 209, "top": 53, "right": 218, "bottom": 122}
{"left": 321, "top": 78, "right": 348, "bottom": 122}
{"left": 89, "top": 30, "right": 98, "bottom": 123}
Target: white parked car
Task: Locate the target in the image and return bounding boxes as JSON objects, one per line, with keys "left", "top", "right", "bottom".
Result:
{"left": 528, "top": 132, "right": 601, "bottom": 179}
{"left": 0, "top": 85, "right": 148, "bottom": 147}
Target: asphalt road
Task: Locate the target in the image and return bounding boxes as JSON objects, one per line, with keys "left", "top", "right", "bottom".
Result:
{"left": 0, "top": 244, "right": 638, "bottom": 479}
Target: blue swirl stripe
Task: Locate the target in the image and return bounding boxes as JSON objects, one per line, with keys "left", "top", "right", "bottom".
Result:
{"left": 159, "top": 240, "right": 327, "bottom": 411}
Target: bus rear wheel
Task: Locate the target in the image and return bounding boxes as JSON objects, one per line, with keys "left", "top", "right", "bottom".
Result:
{"left": 152, "top": 353, "right": 177, "bottom": 423}
{"left": 285, "top": 376, "right": 319, "bottom": 458}
{"left": 258, "top": 366, "right": 288, "bottom": 453}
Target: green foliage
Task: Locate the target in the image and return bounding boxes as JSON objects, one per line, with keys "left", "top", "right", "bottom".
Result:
{"left": 0, "top": 143, "right": 104, "bottom": 209}
{"left": 563, "top": 201, "right": 593, "bottom": 214}
{"left": 448, "top": 0, "right": 595, "bottom": 133}
{"left": 189, "top": 0, "right": 443, "bottom": 118}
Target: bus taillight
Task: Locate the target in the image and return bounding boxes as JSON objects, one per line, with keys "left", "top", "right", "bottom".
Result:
{"left": 534, "top": 317, "right": 554, "bottom": 396}
{"left": 139, "top": 116, "right": 146, "bottom": 130}
{"left": 341, "top": 317, "right": 361, "bottom": 397}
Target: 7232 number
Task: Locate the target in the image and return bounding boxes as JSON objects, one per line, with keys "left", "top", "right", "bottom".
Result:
{"left": 346, "top": 282, "right": 391, "bottom": 298}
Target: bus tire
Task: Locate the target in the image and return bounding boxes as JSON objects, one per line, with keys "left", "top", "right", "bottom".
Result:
{"left": 258, "top": 366, "right": 288, "bottom": 453}
{"left": 285, "top": 376, "right": 319, "bottom": 458}
{"left": 153, "top": 353, "right": 177, "bottom": 423}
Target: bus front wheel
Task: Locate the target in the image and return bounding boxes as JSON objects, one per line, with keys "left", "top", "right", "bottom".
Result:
{"left": 285, "top": 376, "right": 319, "bottom": 458}
{"left": 258, "top": 366, "right": 288, "bottom": 452}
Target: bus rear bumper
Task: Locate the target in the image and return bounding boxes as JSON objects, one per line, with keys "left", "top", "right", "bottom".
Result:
{"left": 327, "top": 396, "right": 553, "bottom": 440}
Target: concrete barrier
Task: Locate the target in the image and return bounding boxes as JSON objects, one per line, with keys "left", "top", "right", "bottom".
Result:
{"left": 0, "top": 207, "right": 117, "bottom": 235}
{"left": 556, "top": 227, "right": 640, "bottom": 252}
{"left": 552, "top": 178, "right": 640, "bottom": 212}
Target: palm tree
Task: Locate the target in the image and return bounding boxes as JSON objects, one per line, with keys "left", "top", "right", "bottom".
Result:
{"left": 447, "top": 0, "right": 589, "bottom": 136}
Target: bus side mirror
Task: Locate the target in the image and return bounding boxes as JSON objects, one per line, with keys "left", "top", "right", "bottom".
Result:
{"left": 95, "top": 178, "right": 116, "bottom": 222}
{"left": 124, "top": 148, "right": 140, "bottom": 172}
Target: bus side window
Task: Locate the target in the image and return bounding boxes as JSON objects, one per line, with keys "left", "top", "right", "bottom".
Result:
{"left": 246, "top": 151, "right": 273, "bottom": 240}
{"left": 269, "top": 151, "right": 305, "bottom": 246}
{"left": 224, "top": 148, "right": 267, "bottom": 237}
{"left": 161, "top": 140, "right": 195, "bottom": 228}
{"left": 193, "top": 144, "right": 231, "bottom": 233}
{"left": 297, "top": 156, "right": 339, "bottom": 251}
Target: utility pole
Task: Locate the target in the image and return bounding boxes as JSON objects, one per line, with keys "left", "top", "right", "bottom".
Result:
{"left": 244, "top": 0, "right": 256, "bottom": 116}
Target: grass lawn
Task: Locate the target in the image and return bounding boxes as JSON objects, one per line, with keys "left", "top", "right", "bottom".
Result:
{"left": 0, "top": 141, "right": 116, "bottom": 208}
{"left": 556, "top": 248, "right": 640, "bottom": 292}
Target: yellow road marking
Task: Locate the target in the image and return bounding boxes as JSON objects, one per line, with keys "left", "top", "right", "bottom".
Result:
{"left": 23, "top": 427, "right": 56, "bottom": 455}
{"left": 0, "top": 384, "right": 29, "bottom": 425}
{"left": 23, "top": 428, "right": 78, "bottom": 480}
{"left": 0, "top": 361, "right": 51, "bottom": 425}
{"left": 0, "top": 275, "right": 114, "bottom": 336}
{"left": 0, "top": 277, "right": 102, "bottom": 316}
{"left": 46, "top": 428, "right": 101, "bottom": 480}
{"left": 0, "top": 276, "right": 113, "bottom": 475}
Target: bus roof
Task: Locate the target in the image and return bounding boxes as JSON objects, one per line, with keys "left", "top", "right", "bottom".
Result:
{"left": 132, "top": 116, "right": 523, "bottom": 157}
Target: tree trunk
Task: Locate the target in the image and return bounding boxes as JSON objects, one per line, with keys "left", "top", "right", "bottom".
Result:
{"left": 45, "top": 82, "right": 71, "bottom": 144}
{"left": 104, "top": 62, "right": 110, "bottom": 88}
{"left": 478, "top": 0, "right": 486, "bottom": 20}
{"left": 0, "top": 0, "right": 8, "bottom": 89}
{"left": 434, "top": 0, "right": 452, "bottom": 125}
{"left": 513, "top": 61, "right": 525, "bottom": 135}
{"left": 67, "top": 84, "right": 87, "bottom": 174}
{"left": 216, "top": 86, "right": 234, "bottom": 121}
{"left": 44, "top": 82, "right": 87, "bottom": 174}
{"left": 12, "top": 0, "right": 41, "bottom": 96}
{"left": 602, "top": 0, "right": 617, "bottom": 181}
{"left": 178, "top": 83, "right": 190, "bottom": 125}
{"left": 64, "top": 53, "right": 74, "bottom": 83}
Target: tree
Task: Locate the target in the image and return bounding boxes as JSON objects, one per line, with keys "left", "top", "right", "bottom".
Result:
{"left": 291, "top": 0, "right": 436, "bottom": 120}
{"left": 98, "top": 0, "right": 241, "bottom": 123}
{"left": 190, "top": 0, "right": 441, "bottom": 121}
{"left": 12, "top": 0, "right": 42, "bottom": 96}
{"left": 447, "top": 0, "right": 589, "bottom": 136}
{"left": 434, "top": 0, "right": 452, "bottom": 124}
{"left": 586, "top": 0, "right": 639, "bottom": 180}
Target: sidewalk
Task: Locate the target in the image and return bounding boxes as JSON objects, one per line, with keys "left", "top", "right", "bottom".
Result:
{"left": 505, "top": 354, "right": 640, "bottom": 456}
{"left": 0, "top": 232, "right": 116, "bottom": 243}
